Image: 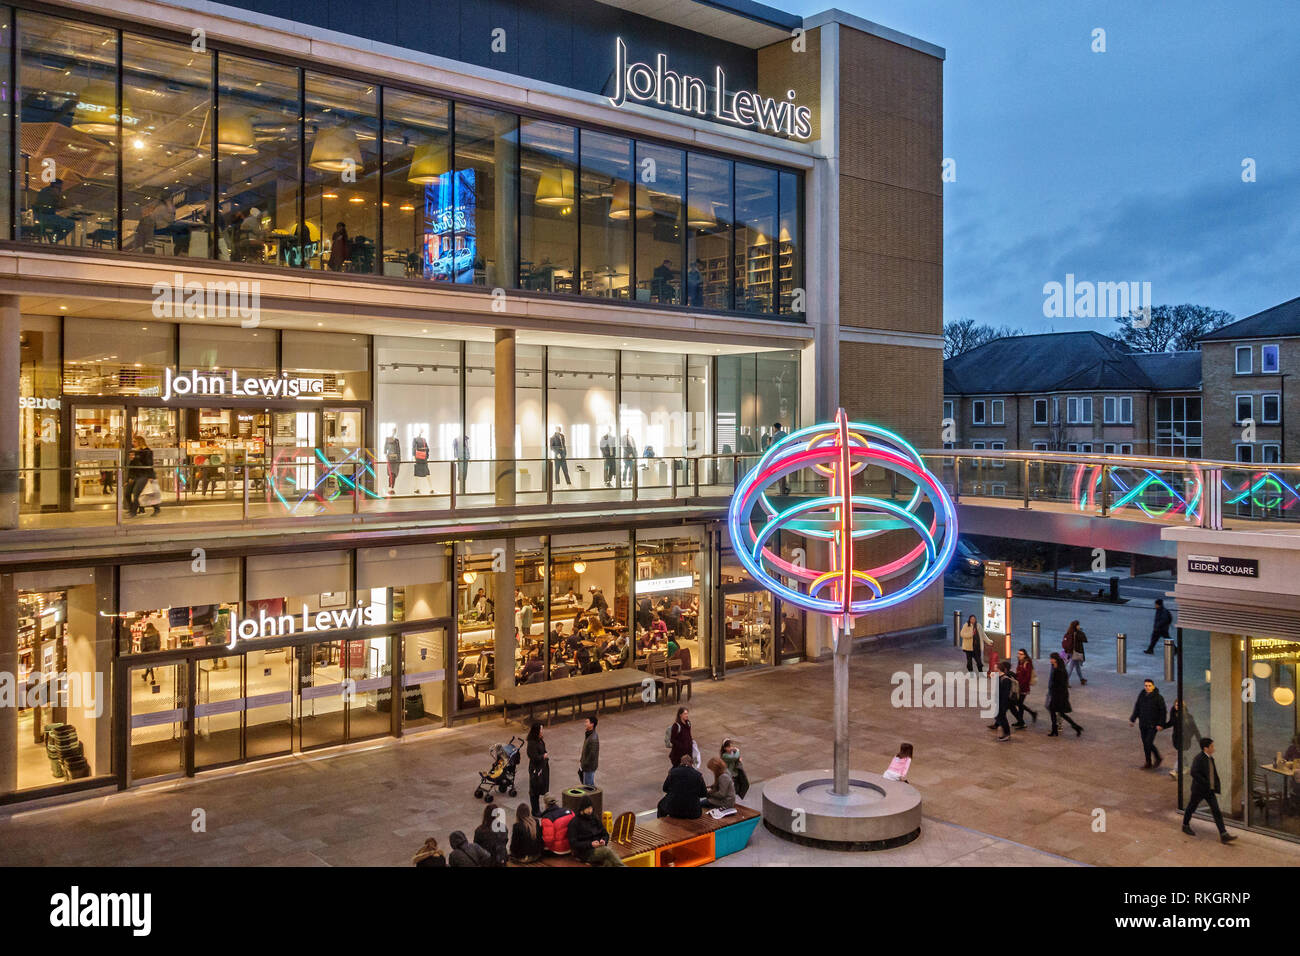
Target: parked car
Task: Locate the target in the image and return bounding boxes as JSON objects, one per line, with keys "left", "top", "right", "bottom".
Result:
{"left": 946, "top": 537, "right": 986, "bottom": 580}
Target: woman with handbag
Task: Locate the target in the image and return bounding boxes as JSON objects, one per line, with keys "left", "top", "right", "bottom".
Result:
{"left": 960, "top": 614, "right": 991, "bottom": 673}
{"left": 127, "top": 434, "right": 160, "bottom": 517}
{"left": 1062, "top": 620, "right": 1088, "bottom": 686}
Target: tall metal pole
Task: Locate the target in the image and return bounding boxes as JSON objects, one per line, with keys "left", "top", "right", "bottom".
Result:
{"left": 832, "top": 637, "right": 850, "bottom": 796}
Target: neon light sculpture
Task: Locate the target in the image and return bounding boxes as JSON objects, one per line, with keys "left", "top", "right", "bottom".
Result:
{"left": 728, "top": 408, "right": 957, "bottom": 635}
{"left": 1070, "top": 463, "right": 1202, "bottom": 522}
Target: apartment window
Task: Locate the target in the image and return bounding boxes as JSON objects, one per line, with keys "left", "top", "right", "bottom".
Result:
{"left": 943, "top": 400, "right": 954, "bottom": 423}
{"left": 1236, "top": 444, "right": 1254, "bottom": 464}
{"left": 1262, "top": 444, "right": 1281, "bottom": 464}
{"left": 972, "top": 400, "right": 986, "bottom": 425}
{"left": 971, "top": 441, "right": 986, "bottom": 450}
{"left": 1120, "top": 443, "right": 1133, "bottom": 454}
{"left": 1104, "top": 443, "right": 1117, "bottom": 454}
{"left": 1066, "top": 398, "right": 1078, "bottom": 423}
{"left": 990, "top": 483, "right": 1007, "bottom": 497}
{"left": 1119, "top": 396, "right": 1132, "bottom": 423}
{"left": 990, "top": 441, "right": 1005, "bottom": 468}
{"left": 1033, "top": 399, "right": 1048, "bottom": 425}
{"left": 1236, "top": 346, "right": 1252, "bottom": 375}
{"left": 1156, "top": 396, "right": 1202, "bottom": 458}
{"left": 1032, "top": 441, "right": 1049, "bottom": 452}
{"left": 1104, "top": 397, "right": 1116, "bottom": 423}
{"left": 1235, "top": 395, "right": 1253, "bottom": 425}
{"left": 990, "top": 399, "right": 1005, "bottom": 425}
{"left": 1079, "top": 443, "right": 1094, "bottom": 453}
{"left": 1262, "top": 344, "right": 1280, "bottom": 374}
{"left": 1066, "top": 443, "right": 1078, "bottom": 453}
{"left": 1067, "top": 397, "right": 1093, "bottom": 424}
{"left": 1262, "top": 394, "right": 1281, "bottom": 424}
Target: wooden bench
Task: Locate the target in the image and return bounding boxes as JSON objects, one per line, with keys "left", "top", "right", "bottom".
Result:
{"left": 479, "top": 669, "right": 656, "bottom": 724}
{"left": 509, "top": 805, "right": 760, "bottom": 867}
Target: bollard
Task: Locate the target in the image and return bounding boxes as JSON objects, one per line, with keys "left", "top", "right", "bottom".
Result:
{"left": 953, "top": 610, "right": 961, "bottom": 647}
{"left": 1116, "top": 633, "right": 1127, "bottom": 674}
{"left": 1163, "top": 638, "right": 1176, "bottom": 683}
{"left": 1031, "top": 621, "right": 1041, "bottom": 659}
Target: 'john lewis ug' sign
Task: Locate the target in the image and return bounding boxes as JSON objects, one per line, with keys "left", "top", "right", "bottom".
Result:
{"left": 609, "top": 38, "right": 813, "bottom": 140}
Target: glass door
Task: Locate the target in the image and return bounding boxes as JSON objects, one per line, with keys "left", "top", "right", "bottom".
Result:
{"left": 127, "top": 661, "right": 188, "bottom": 784}
{"left": 129, "top": 407, "right": 180, "bottom": 499}
{"left": 299, "top": 640, "right": 347, "bottom": 750}
{"left": 323, "top": 407, "right": 364, "bottom": 460}
{"left": 194, "top": 655, "right": 243, "bottom": 768}
{"left": 720, "top": 584, "right": 775, "bottom": 672}
{"left": 346, "top": 636, "right": 394, "bottom": 741}
{"left": 245, "top": 645, "right": 296, "bottom": 760}
{"left": 401, "top": 627, "right": 448, "bottom": 732}
{"left": 70, "top": 404, "right": 125, "bottom": 508}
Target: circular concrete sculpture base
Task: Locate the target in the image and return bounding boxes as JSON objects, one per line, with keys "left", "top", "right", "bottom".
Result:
{"left": 762, "top": 770, "right": 922, "bottom": 851}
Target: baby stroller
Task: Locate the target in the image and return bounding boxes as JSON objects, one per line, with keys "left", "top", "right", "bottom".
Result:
{"left": 474, "top": 736, "right": 522, "bottom": 803}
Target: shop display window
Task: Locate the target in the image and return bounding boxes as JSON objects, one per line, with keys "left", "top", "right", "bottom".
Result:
{"left": 548, "top": 537, "right": 631, "bottom": 680}
{"left": 281, "top": 330, "right": 371, "bottom": 402}
{"left": 621, "top": 351, "right": 686, "bottom": 464}
{"left": 547, "top": 347, "right": 615, "bottom": 487}
{"left": 20, "top": 315, "right": 62, "bottom": 513}
{"left": 63, "top": 318, "right": 173, "bottom": 396}
{"left": 635, "top": 535, "right": 703, "bottom": 670}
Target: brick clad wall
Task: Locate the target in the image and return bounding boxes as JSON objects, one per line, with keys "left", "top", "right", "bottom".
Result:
{"left": 1202, "top": 340, "right": 1294, "bottom": 461}
{"left": 757, "top": 27, "right": 821, "bottom": 142}
{"left": 841, "top": 341, "right": 941, "bottom": 448}
{"left": 838, "top": 27, "right": 942, "bottom": 336}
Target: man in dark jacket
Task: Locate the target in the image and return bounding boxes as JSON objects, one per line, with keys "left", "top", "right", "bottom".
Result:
{"left": 1146, "top": 598, "right": 1173, "bottom": 654}
{"left": 568, "top": 797, "right": 626, "bottom": 866}
{"left": 658, "top": 754, "right": 708, "bottom": 819}
{"left": 447, "top": 830, "right": 492, "bottom": 866}
{"left": 579, "top": 716, "right": 599, "bottom": 786}
{"left": 1182, "top": 738, "right": 1237, "bottom": 843}
{"left": 1130, "top": 679, "right": 1168, "bottom": 769}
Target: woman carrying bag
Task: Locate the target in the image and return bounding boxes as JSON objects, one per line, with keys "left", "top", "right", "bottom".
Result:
{"left": 1062, "top": 620, "right": 1088, "bottom": 686}
{"left": 127, "top": 435, "right": 161, "bottom": 517}
{"left": 960, "top": 614, "right": 991, "bottom": 673}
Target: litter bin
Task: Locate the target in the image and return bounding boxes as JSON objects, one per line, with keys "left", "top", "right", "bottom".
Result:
{"left": 562, "top": 785, "right": 602, "bottom": 819}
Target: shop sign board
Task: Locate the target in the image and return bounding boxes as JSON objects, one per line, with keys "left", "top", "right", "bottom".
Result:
{"left": 226, "top": 603, "right": 383, "bottom": 649}
{"left": 609, "top": 37, "right": 813, "bottom": 140}
{"left": 1186, "top": 554, "right": 1259, "bottom": 578}
{"left": 161, "top": 367, "right": 325, "bottom": 402}
{"left": 635, "top": 575, "right": 694, "bottom": 595}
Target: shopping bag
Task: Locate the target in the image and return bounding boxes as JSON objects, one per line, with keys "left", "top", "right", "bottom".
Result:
{"left": 139, "top": 479, "right": 163, "bottom": 506}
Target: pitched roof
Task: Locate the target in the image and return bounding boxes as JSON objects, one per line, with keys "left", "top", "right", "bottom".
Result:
{"left": 1198, "top": 295, "right": 1300, "bottom": 342}
{"left": 944, "top": 331, "right": 1202, "bottom": 394}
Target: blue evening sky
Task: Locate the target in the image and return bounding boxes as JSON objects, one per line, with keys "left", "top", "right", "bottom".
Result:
{"left": 785, "top": 0, "right": 1300, "bottom": 332}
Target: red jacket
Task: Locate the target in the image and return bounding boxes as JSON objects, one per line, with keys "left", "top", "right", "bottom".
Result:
{"left": 1015, "top": 658, "right": 1033, "bottom": 696}
{"left": 540, "top": 807, "right": 574, "bottom": 854}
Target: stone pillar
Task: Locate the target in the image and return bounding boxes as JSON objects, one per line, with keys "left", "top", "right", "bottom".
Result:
{"left": 493, "top": 329, "right": 517, "bottom": 690}
{"left": 0, "top": 574, "right": 16, "bottom": 793}
{"left": 65, "top": 570, "right": 114, "bottom": 778}
{"left": 0, "top": 295, "right": 20, "bottom": 530}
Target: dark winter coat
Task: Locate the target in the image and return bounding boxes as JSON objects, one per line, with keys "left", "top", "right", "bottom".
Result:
{"left": 447, "top": 830, "right": 492, "bottom": 867}
{"left": 658, "top": 765, "right": 707, "bottom": 819}
{"left": 527, "top": 737, "right": 550, "bottom": 795}
{"left": 580, "top": 729, "right": 599, "bottom": 773}
{"left": 1131, "top": 688, "right": 1167, "bottom": 728}
{"left": 567, "top": 812, "right": 612, "bottom": 862}
{"left": 668, "top": 718, "right": 693, "bottom": 769}
{"left": 510, "top": 820, "right": 544, "bottom": 861}
{"left": 472, "top": 823, "right": 509, "bottom": 867}
{"left": 1015, "top": 658, "right": 1034, "bottom": 697}
{"left": 1046, "top": 664, "right": 1072, "bottom": 713}
{"left": 1152, "top": 605, "right": 1173, "bottom": 639}
{"left": 1190, "top": 750, "right": 1220, "bottom": 795}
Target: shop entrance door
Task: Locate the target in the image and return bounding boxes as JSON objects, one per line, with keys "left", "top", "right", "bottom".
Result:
{"left": 719, "top": 582, "right": 776, "bottom": 673}
{"left": 298, "top": 637, "right": 395, "bottom": 749}
{"left": 193, "top": 649, "right": 296, "bottom": 770}
{"left": 400, "top": 625, "right": 450, "bottom": 732}
{"left": 69, "top": 403, "right": 125, "bottom": 510}
{"left": 127, "top": 661, "right": 189, "bottom": 784}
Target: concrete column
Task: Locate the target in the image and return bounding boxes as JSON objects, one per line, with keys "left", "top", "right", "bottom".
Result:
{"left": 1209, "top": 632, "right": 1245, "bottom": 817}
{"left": 0, "top": 295, "right": 20, "bottom": 530}
{"left": 65, "top": 571, "right": 113, "bottom": 778}
{"left": 0, "top": 574, "right": 16, "bottom": 793}
{"left": 494, "top": 329, "right": 516, "bottom": 507}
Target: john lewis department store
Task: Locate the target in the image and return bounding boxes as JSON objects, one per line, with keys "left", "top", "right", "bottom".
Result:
{"left": 0, "top": 0, "right": 950, "bottom": 801}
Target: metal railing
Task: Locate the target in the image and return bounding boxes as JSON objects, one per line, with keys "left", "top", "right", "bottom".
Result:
{"left": 925, "top": 448, "right": 1300, "bottom": 529}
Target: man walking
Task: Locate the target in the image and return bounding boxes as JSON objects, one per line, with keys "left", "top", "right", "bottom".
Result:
{"left": 1182, "top": 738, "right": 1237, "bottom": 843}
{"left": 579, "top": 715, "right": 599, "bottom": 787}
{"left": 1146, "top": 598, "right": 1172, "bottom": 654}
{"left": 549, "top": 425, "right": 572, "bottom": 486}
{"left": 1130, "top": 678, "right": 1168, "bottom": 769}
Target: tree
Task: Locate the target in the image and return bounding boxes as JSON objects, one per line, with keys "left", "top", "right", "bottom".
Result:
{"left": 1111, "top": 304, "right": 1234, "bottom": 352}
{"left": 944, "top": 318, "right": 1022, "bottom": 359}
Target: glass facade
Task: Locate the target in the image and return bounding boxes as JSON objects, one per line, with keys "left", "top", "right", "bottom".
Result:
{"left": 10, "top": 8, "right": 803, "bottom": 317}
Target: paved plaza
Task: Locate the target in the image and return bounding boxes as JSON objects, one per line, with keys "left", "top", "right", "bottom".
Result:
{"left": 3, "top": 591, "right": 1297, "bottom": 868}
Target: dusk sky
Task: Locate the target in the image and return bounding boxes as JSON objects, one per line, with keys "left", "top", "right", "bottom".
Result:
{"left": 788, "top": 0, "right": 1300, "bottom": 333}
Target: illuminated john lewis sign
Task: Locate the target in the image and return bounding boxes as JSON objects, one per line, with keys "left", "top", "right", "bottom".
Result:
{"left": 609, "top": 38, "right": 813, "bottom": 140}
{"left": 161, "top": 368, "right": 325, "bottom": 402}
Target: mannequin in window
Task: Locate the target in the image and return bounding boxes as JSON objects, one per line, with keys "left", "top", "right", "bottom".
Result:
{"left": 412, "top": 429, "right": 431, "bottom": 493}
{"left": 384, "top": 428, "right": 401, "bottom": 494}
{"left": 621, "top": 430, "right": 636, "bottom": 484}
{"left": 549, "top": 426, "right": 571, "bottom": 487}
{"left": 599, "top": 430, "right": 617, "bottom": 487}
{"left": 452, "top": 434, "right": 469, "bottom": 494}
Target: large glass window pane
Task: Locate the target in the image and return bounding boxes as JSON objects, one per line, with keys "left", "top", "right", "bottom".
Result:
{"left": 305, "top": 73, "right": 378, "bottom": 273}
{"left": 778, "top": 170, "right": 802, "bottom": 314}
{"left": 63, "top": 318, "right": 173, "bottom": 397}
{"left": 686, "top": 153, "right": 732, "bottom": 310}
{"left": 17, "top": 13, "right": 118, "bottom": 249}
{"left": 381, "top": 88, "right": 450, "bottom": 280}
{"left": 464, "top": 340, "right": 495, "bottom": 495}
{"left": 217, "top": 53, "right": 300, "bottom": 267}
{"left": 548, "top": 346, "right": 616, "bottom": 491}
{"left": 634, "top": 142, "right": 683, "bottom": 306}
{"left": 735, "top": 163, "right": 778, "bottom": 314}
{"left": 621, "top": 351, "right": 685, "bottom": 461}
{"left": 0, "top": 11, "right": 11, "bottom": 240}
{"left": 122, "top": 33, "right": 212, "bottom": 258}
{"left": 635, "top": 534, "right": 704, "bottom": 671}
{"left": 19, "top": 315, "right": 62, "bottom": 514}
{"left": 1247, "top": 636, "right": 1300, "bottom": 837}
{"left": 549, "top": 535, "right": 631, "bottom": 677}
{"left": 281, "top": 330, "right": 370, "bottom": 401}
{"left": 376, "top": 336, "right": 460, "bottom": 496}
{"left": 578, "top": 130, "right": 632, "bottom": 300}
{"left": 756, "top": 349, "right": 800, "bottom": 446}
{"left": 517, "top": 344, "right": 546, "bottom": 493}
{"left": 179, "top": 324, "right": 276, "bottom": 376}
{"left": 452, "top": 105, "right": 517, "bottom": 288}
{"left": 519, "top": 120, "right": 576, "bottom": 293}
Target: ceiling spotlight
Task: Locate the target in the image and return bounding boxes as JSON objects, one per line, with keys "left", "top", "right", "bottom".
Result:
{"left": 573, "top": 561, "right": 587, "bottom": 574}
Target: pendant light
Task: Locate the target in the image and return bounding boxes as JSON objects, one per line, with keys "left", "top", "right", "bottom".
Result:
{"left": 686, "top": 201, "right": 718, "bottom": 229}
{"left": 72, "top": 82, "right": 130, "bottom": 137}
{"left": 573, "top": 561, "right": 587, "bottom": 574}
{"left": 309, "top": 126, "right": 361, "bottom": 172}
{"left": 535, "top": 168, "right": 575, "bottom": 206}
{"left": 608, "top": 180, "right": 653, "bottom": 220}
{"left": 216, "top": 108, "right": 258, "bottom": 156}
{"left": 408, "top": 142, "right": 449, "bottom": 184}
